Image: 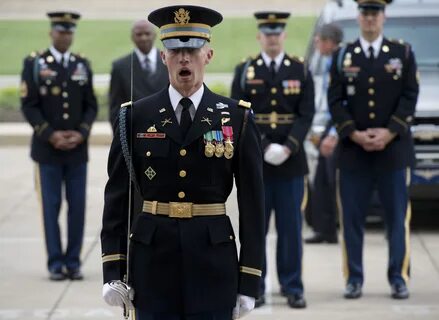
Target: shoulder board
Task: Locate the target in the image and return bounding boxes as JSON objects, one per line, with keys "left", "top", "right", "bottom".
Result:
{"left": 389, "top": 38, "right": 405, "bottom": 45}
{"left": 289, "top": 54, "right": 305, "bottom": 64}
{"left": 241, "top": 56, "right": 253, "bottom": 64}
{"left": 120, "top": 101, "right": 133, "bottom": 108}
{"left": 238, "top": 100, "right": 251, "bottom": 109}
{"left": 26, "top": 51, "right": 38, "bottom": 60}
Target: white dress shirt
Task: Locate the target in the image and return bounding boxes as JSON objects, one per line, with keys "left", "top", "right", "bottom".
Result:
{"left": 359, "top": 34, "right": 383, "bottom": 58}
{"left": 134, "top": 47, "right": 157, "bottom": 73}
{"left": 261, "top": 51, "right": 285, "bottom": 72}
{"left": 168, "top": 84, "right": 204, "bottom": 123}
{"left": 49, "top": 46, "right": 70, "bottom": 68}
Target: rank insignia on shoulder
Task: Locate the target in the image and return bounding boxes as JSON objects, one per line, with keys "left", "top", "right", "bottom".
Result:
{"left": 120, "top": 101, "right": 132, "bottom": 108}
{"left": 238, "top": 100, "right": 251, "bottom": 109}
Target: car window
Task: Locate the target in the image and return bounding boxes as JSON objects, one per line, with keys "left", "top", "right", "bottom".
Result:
{"left": 337, "top": 16, "right": 439, "bottom": 67}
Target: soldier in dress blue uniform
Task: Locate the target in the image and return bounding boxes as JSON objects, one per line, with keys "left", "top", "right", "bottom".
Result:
{"left": 231, "top": 12, "right": 315, "bottom": 309}
{"left": 101, "top": 5, "right": 265, "bottom": 320}
{"left": 20, "top": 11, "right": 97, "bottom": 281}
{"left": 328, "top": 0, "right": 419, "bottom": 300}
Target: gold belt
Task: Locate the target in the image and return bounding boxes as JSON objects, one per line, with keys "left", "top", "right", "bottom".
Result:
{"left": 254, "top": 112, "right": 295, "bottom": 125}
{"left": 142, "top": 200, "right": 226, "bottom": 219}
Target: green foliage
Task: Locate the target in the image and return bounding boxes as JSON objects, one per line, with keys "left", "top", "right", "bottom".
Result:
{"left": 208, "top": 82, "right": 230, "bottom": 97}
{"left": 0, "top": 17, "right": 315, "bottom": 75}
{"left": 0, "top": 87, "right": 20, "bottom": 109}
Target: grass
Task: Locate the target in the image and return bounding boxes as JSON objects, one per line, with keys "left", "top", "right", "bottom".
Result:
{"left": 0, "top": 17, "right": 316, "bottom": 75}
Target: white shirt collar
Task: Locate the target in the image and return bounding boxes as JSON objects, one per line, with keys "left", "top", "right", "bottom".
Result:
{"left": 261, "top": 51, "right": 285, "bottom": 70}
{"left": 49, "top": 46, "right": 70, "bottom": 66}
{"left": 168, "top": 84, "right": 204, "bottom": 111}
{"left": 359, "top": 34, "right": 383, "bottom": 58}
{"left": 134, "top": 47, "right": 157, "bottom": 73}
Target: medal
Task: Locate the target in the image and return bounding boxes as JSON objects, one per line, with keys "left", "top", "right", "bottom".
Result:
{"left": 203, "top": 131, "right": 215, "bottom": 157}
{"left": 214, "top": 130, "right": 224, "bottom": 158}
{"left": 222, "top": 126, "right": 234, "bottom": 159}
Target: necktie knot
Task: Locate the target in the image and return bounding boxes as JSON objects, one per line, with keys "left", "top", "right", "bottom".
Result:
{"left": 179, "top": 98, "right": 193, "bottom": 111}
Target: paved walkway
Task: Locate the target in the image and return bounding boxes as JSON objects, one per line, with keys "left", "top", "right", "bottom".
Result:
{"left": 0, "top": 145, "right": 438, "bottom": 320}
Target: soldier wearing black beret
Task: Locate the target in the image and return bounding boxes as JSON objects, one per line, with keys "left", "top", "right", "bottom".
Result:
{"left": 101, "top": 5, "right": 265, "bottom": 319}
{"left": 20, "top": 11, "right": 97, "bottom": 281}
{"left": 328, "top": 0, "right": 419, "bottom": 300}
{"left": 231, "top": 11, "right": 315, "bottom": 309}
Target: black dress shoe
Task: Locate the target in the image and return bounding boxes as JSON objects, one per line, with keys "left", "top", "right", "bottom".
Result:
{"left": 67, "top": 269, "right": 84, "bottom": 280}
{"left": 287, "top": 293, "right": 307, "bottom": 308}
{"left": 49, "top": 270, "right": 66, "bottom": 281}
{"left": 344, "top": 283, "right": 362, "bottom": 299}
{"left": 280, "top": 287, "right": 287, "bottom": 297}
{"left": 305, "top": 233, "right": 338, "bottom": 244}
{"left": 391, "top": 283, "right": 409, "bottom": 299}
{"left": 255, "top": 295, "right": 265, "bottom": 308}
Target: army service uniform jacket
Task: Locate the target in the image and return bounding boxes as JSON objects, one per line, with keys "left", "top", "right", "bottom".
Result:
{"left": 328, "top": 38, "right": 419, "bottom": 172}
{"left": 231, "top": 53, "right": 315, "bottom": 178}
{"left": 101, "top": 85, "right": 265, "bottom": 313}
{"left": 21, "top": 49, "right": 98, "bottom": 165}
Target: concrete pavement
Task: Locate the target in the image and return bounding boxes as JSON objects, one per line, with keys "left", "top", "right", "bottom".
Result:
{"left": 0, "top": 145, "right": 439, "bottom": 320}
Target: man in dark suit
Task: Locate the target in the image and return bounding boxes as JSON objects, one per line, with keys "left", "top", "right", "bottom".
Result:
{"left": 101, "top": 5, "right": 265, "bottom": 320}
{"left": 306, "top": 23, "right": 343, "bottom": 244}
{"left": 231, "top": 12, "right": 315, "bottom": 309}
{"left": 109, "top": 20, "right": 168, "bottom": 128}
{"left": 20, "top": 11, "right": 97, "bottom": 281}
{"left": 328, "top": 0, "right": 419, "bottom": 300}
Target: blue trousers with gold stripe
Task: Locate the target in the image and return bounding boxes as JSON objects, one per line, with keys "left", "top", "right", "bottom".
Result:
{"left": 35, "top": 162, "right": 87, "bottom": 272}
{"left": 338, "top": 168, "right": 411, "bottom": 286}
{"left": 261, "top": 176, "right": 306, "bottom": 295}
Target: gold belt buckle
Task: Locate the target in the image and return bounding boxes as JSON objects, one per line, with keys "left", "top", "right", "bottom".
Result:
{"left": 169, "top": 202, "right": 193, "bottom": 218}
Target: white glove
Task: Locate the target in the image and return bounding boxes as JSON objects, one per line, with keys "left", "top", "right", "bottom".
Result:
{"left": 102, "top": 281, "right": 134, "bottom": 310}
{"left": 232, "top": 294, "right": 255, "bottom": 319}
{"left": 264, "top": 143, "right": 290, "bottom": 166}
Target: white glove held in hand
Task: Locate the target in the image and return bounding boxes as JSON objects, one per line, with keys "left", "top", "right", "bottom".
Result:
{"left": 232, "top": 294, "right": 255, "bottom": 319}
{"left": 264, "top": 143, "right": 290, "bottom": 166}
{"left": 102, "top": 281, "right": 134, "bottom": 310}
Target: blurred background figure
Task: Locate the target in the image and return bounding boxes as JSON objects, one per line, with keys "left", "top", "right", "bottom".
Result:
{"left": 108, "top": 19, "right": 168, "bottom": 129}
{"left": 231, "top": 11, "right": 315, "bottom": 309}
{"left": 306, "top": 23, "right": 343, "bottom": 244}
{"left": 20, "top": 11, "right": 97, "bottom": 281}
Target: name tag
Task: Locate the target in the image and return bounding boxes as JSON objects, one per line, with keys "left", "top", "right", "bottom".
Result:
{"left": 137, "top": 133, "right": 166, "bottom": 139}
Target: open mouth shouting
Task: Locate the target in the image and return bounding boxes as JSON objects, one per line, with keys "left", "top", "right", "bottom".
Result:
{"left": 178, "top": 67, "right": 192, "bottom": 80}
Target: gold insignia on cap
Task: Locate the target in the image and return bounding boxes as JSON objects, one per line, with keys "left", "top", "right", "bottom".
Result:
{"left": 20, "top": 81, "right": 28, "bottom": 98}
{"left": 147, "top": 125, "right": 157, "bottom": 133}
{"left": 284, "top": 59, "right": 291, "bottom": 66}
{"left": 256, "top": 59, "right": 263, "bottom": 66}
{"left": 382, "top": 45, "right": 389, "bottom": 53}
{"left": 65, "top": 13, "right": 72, "bottom": 19}
{"left": 46, "top": 55, "right": 54, "bottom": 63}
{"left": 268, "top": 14, "right": 276, "bottom": 20}
{"left": 354, "top": 47, "right": 361, "bottom": 54}
{"left": 174, "top": 8, "right": 190, "bottom": 24}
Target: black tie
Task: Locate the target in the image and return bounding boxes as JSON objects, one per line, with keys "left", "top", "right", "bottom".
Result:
{"left": 143, "top": 56, "right": 152, "bottom": 74}
{"left": 60, "top": 55, "right": 66, "bottom": 69}
{"left": 368, "top": 46, "right": 375, "bottom": 63}
{"left": 269, "top": 60, "right": 276, "bottom": 79}
{"left": 179, "top": 98, "right": 193, "bottom": 137}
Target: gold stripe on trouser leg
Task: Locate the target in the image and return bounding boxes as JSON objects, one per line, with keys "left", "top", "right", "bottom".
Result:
{"left": 336, "top": 169, "right": 349, "bottom": 281}
{"left": 131, "top": 308, "right": 136, "bottom": 320}
{"left": 401, "top": 167, "right": 412, "bottom": 283}
{"left": 300, "top": 176, "right": 308, "bottom": 277}
{"left": 34, "top": 163, "right": 46, "bottom": 239}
